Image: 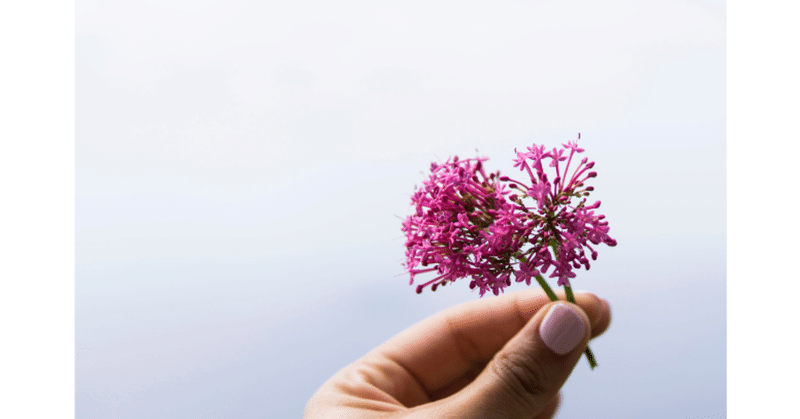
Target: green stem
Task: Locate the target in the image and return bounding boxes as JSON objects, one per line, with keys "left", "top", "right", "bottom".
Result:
{"left": 564, "top": 285, "right": 575, "bottom": 303}
{"left": 534, "top": 274, "right": 558, "bottom": 301}
{"left": 565, "top": 285, "right": 598, "bottom": 370}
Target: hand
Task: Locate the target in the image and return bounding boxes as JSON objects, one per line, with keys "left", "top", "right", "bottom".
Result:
{"left": 304, "top": 289, "right": 612, "bottom": 419}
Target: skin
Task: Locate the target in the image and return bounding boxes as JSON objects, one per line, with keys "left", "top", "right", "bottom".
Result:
{"left": 304, "top": 289, "right": 612, "bottom": 419}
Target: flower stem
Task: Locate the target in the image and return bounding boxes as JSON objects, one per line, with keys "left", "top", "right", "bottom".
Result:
{"left": 564, "top": 285, "right": 597, "bottom": 369}
{"left": 533, "top": 274, "right": 559, "bottom": 301}
{"left": 564, "top": 285, "right": 575, "bottom": 303}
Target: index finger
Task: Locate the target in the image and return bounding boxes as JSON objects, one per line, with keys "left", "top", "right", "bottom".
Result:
{"left": 371, "top": 288, "right": 609, "bottom": 402}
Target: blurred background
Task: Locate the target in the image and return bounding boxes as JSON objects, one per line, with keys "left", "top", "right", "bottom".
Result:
{"left": 76, "top": 0, "right": 725, "bottom": 417}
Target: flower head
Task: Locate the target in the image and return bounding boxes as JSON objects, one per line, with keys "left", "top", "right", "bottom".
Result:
{"left": 403, "top": 135, "right": 616, "bottom": 296}
{"left": 402, "top": 156, "right": 526, "bottom": 296}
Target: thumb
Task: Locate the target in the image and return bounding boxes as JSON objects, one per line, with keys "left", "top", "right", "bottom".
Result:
{"left": 447, "top": 301, "right": 591, "bottom": 419}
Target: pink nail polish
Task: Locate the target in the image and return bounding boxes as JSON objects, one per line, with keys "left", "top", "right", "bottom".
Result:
{"left": 539, "top": 303, "right": 586, "bottom": 355}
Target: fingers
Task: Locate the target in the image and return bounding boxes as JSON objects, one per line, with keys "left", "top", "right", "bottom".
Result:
{"left": 439, "top": 301, "right": 591, "bottom": 419}
{"left": 593, "top": 297, "right": 612, "bottom": 338}
{"left": 427, "top": 294, "right": 609, "bottom": 403}
{"left": 371, "top": 288, "right": 610, "bottom": 406}
{"left": 533, "top": 391, "right": 562, "bottom": 419}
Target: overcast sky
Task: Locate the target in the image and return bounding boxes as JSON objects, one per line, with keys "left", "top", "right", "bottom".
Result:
{"left": 76, "top": 1, "right": 726, "bottom": 417}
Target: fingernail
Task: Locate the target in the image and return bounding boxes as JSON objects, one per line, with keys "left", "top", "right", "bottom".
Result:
{"left": 539, "top": 303, "right": 586, "bottom": 355}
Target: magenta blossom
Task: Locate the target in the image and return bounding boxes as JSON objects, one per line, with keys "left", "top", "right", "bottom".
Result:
{"left": 402, "top": 135, "right": 616, "bottom": 296}
{"left": 401, "top": 156, "right": 524, "bottom": 297}
{"left": 509, "top": 137, "right": 617, "bottom": 287}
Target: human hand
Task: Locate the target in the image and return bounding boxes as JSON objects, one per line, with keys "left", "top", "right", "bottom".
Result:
{"left": 304, "top": 289, "right": 612, "bottom": 419}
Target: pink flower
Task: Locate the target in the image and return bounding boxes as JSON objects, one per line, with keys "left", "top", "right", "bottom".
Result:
{"left": 401, "top": 156, "right": 526, "bottom": 297}
{"left": 402, "top": 135, "right": 616, "bottom": 296}
{"left": 512, "top": 137, "right": 616, "bottom": 288}
{"left": 513, "top": 261, "right": 539, "bottom": 286}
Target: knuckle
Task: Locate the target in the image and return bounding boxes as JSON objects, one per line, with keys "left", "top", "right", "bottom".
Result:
{"left": 490, "top": 350, "right": 553, "bottom": 410}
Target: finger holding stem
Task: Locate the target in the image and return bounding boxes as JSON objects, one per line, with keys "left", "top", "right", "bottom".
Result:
{"left": 533, "top": 273, "right": 598, "bottom": 370}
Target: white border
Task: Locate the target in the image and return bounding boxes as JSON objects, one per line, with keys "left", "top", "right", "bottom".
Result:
{"left": 729, "top": 1, "right": 799, "bottom": 418}
{"left": 0, "top": 1, "right": 75, "bottom": 418}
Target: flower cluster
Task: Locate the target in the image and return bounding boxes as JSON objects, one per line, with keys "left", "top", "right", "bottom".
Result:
{"left": 401, "top": 156, "right": 524, "bottom": 296}
{"left": 402, "top": 136, "right": 616, "bottom": 297}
